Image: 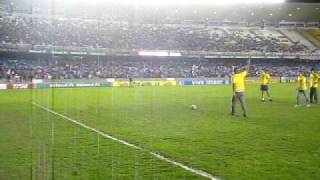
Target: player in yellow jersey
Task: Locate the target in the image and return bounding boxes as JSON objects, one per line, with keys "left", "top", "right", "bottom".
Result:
{"left": 260, "top": 69, "right": 272, "bottom": 102}
{"left": 231, "top": 66, "right": 250, "bottom": 117}
{"left": 309, "top": 68, "right": 318, "bottom": 104}
{"left": 296, "top": 72, "right": 310, "bottom": 107}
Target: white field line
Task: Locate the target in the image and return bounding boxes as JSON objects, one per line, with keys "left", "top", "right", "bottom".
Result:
{"left": 32, "top": 102, "right": 219, "bottom": 180}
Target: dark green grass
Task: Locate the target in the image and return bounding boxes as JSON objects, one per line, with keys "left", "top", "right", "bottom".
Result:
{"left": 0, "top": 90, "right": 203, "bottom": 180}
{"left": 1, "top": 84, "right": 320, "bottom": 179}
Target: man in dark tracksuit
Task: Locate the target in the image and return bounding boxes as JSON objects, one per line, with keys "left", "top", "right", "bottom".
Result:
{"left": 309, "top": 68, "right": 319, "bottom": 104}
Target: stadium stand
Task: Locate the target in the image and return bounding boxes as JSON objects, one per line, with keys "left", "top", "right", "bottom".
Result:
{"left": 0, "top": 3, "right": 319, "bottom": 81}
{"left": 0, "top": 16, "right": 314, "bottom": 52}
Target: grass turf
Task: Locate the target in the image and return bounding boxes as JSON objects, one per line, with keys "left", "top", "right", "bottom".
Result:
{"left": 0, "top": 83, "right": 320, "bottom": 179}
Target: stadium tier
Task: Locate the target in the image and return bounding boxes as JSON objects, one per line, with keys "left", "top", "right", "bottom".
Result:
{"left": 0, "top": 16, "right": 317, "bottom": 52}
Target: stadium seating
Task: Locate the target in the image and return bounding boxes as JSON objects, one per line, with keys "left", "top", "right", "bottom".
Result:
{"left": 0, "top": 14, "right": 319, "bottom": 81}
{"left": 299, "top": 29, "right": 320, "bottom": 47}
{"left": 280, "top": 29, "right": 316, "bottom": 49}
{"left": 0, "top": 16, "right": 314, "bottom": 53}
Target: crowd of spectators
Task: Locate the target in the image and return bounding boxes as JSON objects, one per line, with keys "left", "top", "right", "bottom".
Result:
{"left": 0, "top": 58, "right": 318, "bottom": 82}
{"left": 0, "top": 16, "right": 308, "bottom": 53}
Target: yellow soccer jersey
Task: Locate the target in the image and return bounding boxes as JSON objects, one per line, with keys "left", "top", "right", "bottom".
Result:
{"left": 232, "top": 71, "right": 248, "bottom": 92}
{"left": 261, "top": 73, "right": 271, "bottom": 85}
{"left": 298, "top": 75, "right": 307, "bottom": 91}
{"left": 310, "top": 72, "right": 319, "bottom": 88}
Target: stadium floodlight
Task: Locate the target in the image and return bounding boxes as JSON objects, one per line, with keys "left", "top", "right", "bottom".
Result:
{"left": 138, "top": 51, "right": 169, "bottom": 56}
{"left": 169, "top": 52, "right": 182, "bottom": 57}
{"left": 63, "top": 0, "right": 285, "bottom": 6}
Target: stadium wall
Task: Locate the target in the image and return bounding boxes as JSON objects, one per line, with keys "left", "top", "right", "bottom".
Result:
{"left": 0, "top": 77, "right": 296, "bottom": 90}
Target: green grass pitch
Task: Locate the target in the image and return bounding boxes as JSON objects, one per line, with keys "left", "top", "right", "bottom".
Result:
{"left": 0, "top": 83, "right": 319, "bottom": 180}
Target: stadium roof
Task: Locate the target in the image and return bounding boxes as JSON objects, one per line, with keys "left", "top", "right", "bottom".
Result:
{"left": 288, "top": 0, "right": 319, "bottom": 2}
{"left": 2, "top": 0, "right": 320, "bottom": 22}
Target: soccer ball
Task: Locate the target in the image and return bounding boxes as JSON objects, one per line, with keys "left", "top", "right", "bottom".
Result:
{"left": 191, "top": 104, "right": 197, "bottom": 110}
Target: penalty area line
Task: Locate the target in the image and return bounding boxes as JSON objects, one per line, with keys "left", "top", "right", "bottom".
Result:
{"left": 32, "top": 102, "right": 219, "bottom": 180}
